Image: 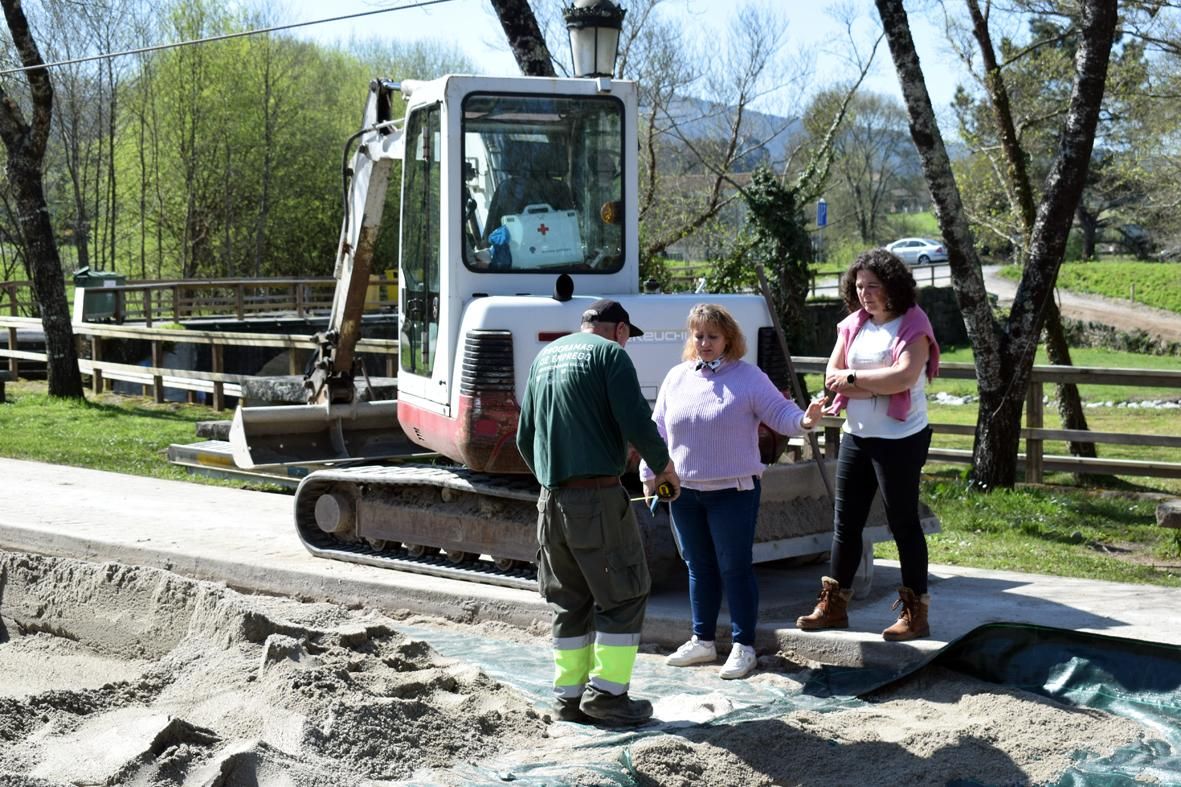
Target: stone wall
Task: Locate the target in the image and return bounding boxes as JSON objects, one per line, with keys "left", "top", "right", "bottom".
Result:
{"left": 795, "top": 286, "right": 968, "bottom": 356}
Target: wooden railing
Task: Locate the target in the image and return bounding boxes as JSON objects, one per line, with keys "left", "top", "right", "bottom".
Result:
{"left": 1, "top": 280, "right": 35, "bottom": 317}
{"left": 788, "top": 357, "right": 1181, "bottom": 482}
{"left": 1, "top": 276, "right": 398, "bottom": 326}
{"left": 1, "top": 318, "right": 1177, "bottom": 480}
{"left": 0, "top": 316, "right": 397, "bottom": 412}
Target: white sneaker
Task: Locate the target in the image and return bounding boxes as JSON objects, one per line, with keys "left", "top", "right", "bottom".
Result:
{"left": 665, "top": 636, "right": 717, "bottom": 667}
{"left": 719, "top": 644, "right": 757, "bottom": 679}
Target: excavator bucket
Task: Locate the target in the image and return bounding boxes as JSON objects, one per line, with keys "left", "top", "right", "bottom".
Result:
{"left": 228, "top": 400, "right": 410, "bottom": 469}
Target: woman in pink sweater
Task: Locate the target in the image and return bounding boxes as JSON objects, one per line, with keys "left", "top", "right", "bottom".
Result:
{"left": 640, "top": 304, "right": 825, "bottom": 679}
{"left": 796, "top": 248, "right": 939, "bottom": 641}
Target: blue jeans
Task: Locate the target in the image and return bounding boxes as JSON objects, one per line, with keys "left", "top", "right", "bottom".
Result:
{"left": 669, "top": 480, "right": 761, "bottom": 646}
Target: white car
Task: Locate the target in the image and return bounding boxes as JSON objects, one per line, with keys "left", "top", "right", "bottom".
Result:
{"left": 886, "top": 237, "right": 948, "bottom": 265}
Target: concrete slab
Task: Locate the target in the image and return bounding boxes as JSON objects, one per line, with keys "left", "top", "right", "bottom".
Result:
{"left": 3, "top": 457, "right": 1180, "bottom": 676}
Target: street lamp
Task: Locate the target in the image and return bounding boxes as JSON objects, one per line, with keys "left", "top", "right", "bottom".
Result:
{"left": 563, "top": 0, "right": 626, "bottom": 79}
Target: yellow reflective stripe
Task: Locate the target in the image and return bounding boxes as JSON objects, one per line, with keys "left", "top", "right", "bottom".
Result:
{"left": 589, "top": 642, "right": 638, "bottom": 690}
{"left": 553, "top": 644, "right": 592, "bottom": 691}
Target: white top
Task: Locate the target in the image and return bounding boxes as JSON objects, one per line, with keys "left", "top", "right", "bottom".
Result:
{"left": 842, "top": 316, "right": 928, "bottom": 439}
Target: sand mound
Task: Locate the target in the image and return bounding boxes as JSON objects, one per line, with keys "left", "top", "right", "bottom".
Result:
{"left": 0, "top": 552, "right": 546, "bottom": 785}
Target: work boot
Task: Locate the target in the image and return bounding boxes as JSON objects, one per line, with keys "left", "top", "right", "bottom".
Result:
{"left": 882, "top": 587, "right": 930, "bottom": 641}
{"left": 795, "top": 576, "right": 851, "bottom": 630}
{"left": 579, "top": 685, "right": 653, "bottom": 727}
{"left": 552, "top": 696, "right": 589, "bottom": 723}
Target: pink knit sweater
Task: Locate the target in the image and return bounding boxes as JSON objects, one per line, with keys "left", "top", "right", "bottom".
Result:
{"left": 827, "top": 305, "right": 941, "bottom": 420}
{"left": 638, "top": 359, "right": 809, "bottom": 483}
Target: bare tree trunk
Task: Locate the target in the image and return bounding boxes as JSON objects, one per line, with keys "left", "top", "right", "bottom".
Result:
{"left": 1075, "top": 204, "right": 1098, "bottom": 259}
{"left": 874, "top": 0, "right": 1116, "bottom": 490}
{"left": 105, "top": 59, "right": 118, "bottom": 270}
{"left": 489, "top": 0, "right": 555, "bottom": 77}
{"left": 254, "top": 41, "right": 275, "bottom": 278}
{"left": 1044, "top": 301, "right": 1106, "bottom": 484}
{"left": 0, "top": 0, "right": 83, "bottom": 398}
{"left": 965, "top": 0, "right": 1098, "bottom": 470}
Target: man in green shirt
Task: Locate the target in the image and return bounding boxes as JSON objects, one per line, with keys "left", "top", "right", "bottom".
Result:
{"left": 517, "top": 299, "right": 680, "bottom": 727}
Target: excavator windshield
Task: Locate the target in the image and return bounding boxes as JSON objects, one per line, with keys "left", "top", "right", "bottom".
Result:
{"left": 461, "top": 93, "right": 624, "bottom": 274}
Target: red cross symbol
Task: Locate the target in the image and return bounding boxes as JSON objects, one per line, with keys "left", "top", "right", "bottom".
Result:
{"left": 537, "top": 223, "right": 550, "bottom": 236}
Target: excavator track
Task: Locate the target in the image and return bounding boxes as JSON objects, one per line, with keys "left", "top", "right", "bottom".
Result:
{"left": 294, "top": 464, "right": 543, "bottom": 591}
{"left": 293, "top": 462, "right": 687, "bottom": 591}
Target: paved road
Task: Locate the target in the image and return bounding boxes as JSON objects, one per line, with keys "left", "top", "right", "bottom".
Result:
{"left": 4, "top": 457, "right": 1181, "bottom": 676}
{"left": 817, "top": 263, "right": 1181, "bottom": 343}
{"left": 982, "top": 265, "right": 1181, "bottom": 343}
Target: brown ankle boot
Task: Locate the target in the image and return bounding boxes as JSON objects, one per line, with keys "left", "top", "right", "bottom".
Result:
{"left": 882, "top": 587, "right": 930, "bottom": 641}
{"left": 796, "top": 577, "right": 851, "bottom": 630}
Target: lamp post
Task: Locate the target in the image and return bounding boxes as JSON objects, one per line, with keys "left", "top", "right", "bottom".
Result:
{"left": 563, "top": 0, "right": 626, "bottom": 79}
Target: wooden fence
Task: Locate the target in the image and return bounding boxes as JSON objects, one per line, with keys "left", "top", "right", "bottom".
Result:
{"left": 789, "top": 357, "right": 1181, "bottom": 482}
{"left": 0, "top": 316, "right": 397, "bottom": 412}
{"left": 1, "top": 316, "right": 1177, "bottom": 481}
{"left": 1, "top": 276, "right": 398, "bottom": 326}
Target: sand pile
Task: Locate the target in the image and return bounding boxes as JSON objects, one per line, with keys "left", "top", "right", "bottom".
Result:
{"left": 0, "top": 552, "right": 546, "bottom": 785}
{"left": 0, "top": 551, "right": 1160, "bottom": 785}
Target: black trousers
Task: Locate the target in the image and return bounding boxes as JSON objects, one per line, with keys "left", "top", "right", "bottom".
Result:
{"left": 831, "top": 427, "right": 932, "bottom": 594}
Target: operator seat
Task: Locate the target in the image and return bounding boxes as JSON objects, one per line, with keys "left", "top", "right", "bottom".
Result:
{"left": 482, "top": 141, "right": 574, "bottom": 243}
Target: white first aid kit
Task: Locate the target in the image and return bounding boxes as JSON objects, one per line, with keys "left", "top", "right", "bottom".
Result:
{"left": 501, "top": 204, "right": 582, "bottom": 268}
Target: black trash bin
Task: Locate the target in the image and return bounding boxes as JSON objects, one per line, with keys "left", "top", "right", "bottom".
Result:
{"left": 73, "top": 267, "right": 126, "bottom": 321}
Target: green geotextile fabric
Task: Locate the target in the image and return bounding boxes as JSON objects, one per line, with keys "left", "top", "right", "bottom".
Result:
{"left": 934, "top": 623, "right": 1181, "bottom": 785}
{"left": 406, "top": 623, "right": 1181, "bottom": 786}
{"left": 804, "top": 623, "right": 1181, "bottom": 786}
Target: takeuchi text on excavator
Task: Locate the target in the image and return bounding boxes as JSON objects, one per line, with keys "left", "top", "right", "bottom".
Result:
{"left": 226, "top": 71, "right": 892, "bottom": 590}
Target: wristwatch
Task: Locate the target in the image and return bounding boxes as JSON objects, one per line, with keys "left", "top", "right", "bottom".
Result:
{"left": 847, "top": 372, "right": 857, "bottom": 385}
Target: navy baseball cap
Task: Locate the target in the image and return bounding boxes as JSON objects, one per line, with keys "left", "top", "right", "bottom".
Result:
{"left": 583, "top": 299, "right": 643, "bottom": 337}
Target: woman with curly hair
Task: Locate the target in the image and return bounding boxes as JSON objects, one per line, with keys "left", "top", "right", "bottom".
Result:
{"left": 796, "top": 248, "right": 940, "bottom": 641}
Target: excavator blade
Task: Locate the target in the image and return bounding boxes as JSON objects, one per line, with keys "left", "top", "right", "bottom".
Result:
{"left": 229, "top": 400, "right": 410, "bottom": 469}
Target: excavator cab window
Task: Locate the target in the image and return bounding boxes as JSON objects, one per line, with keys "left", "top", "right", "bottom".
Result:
{"left": 461, "top": 93, "right": 624, "bottom": 274}
{"left": 400, "top": 104, "right": 441, "bottom": 377}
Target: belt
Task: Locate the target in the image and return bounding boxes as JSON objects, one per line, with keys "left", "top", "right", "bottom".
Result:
{"left": 558, "top": 475, "right": 619, "bottom": 489}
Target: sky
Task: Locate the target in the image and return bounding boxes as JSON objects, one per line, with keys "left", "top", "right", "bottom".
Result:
{"left": 280, "top": 0, "right": 964, "bottom": 112}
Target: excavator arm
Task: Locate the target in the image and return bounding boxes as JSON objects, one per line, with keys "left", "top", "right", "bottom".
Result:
{"left": 307, "top": 79, "right": 405, "bottom": 405}
{"left": 229, "top": 79, "right": 410, "bottom": 469}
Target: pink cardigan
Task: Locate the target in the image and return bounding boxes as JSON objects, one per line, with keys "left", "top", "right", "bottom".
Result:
{"left": 827, "top": 306, "right": 940, "bottom": 421}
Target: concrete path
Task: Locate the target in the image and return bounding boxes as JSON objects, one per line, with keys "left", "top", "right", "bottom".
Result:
{"left": 2, "top": 457, "right": 1179, "bottom": 676}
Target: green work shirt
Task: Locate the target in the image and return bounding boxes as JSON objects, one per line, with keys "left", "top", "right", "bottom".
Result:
{"left": 516, "top": 332, "right": 670, "bottom": 488}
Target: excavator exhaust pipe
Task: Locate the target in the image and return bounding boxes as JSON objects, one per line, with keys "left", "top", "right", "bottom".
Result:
{"left": 229, "top": 400, "right": 409, "bottom": 469}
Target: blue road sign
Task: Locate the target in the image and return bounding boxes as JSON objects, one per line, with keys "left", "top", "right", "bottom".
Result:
{"left": 817, "top": 198, "right": 827, "bottom": 227}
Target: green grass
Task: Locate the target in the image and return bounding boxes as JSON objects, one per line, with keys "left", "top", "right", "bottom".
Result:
{"left": 889, "top": 211, "right": 940, "bottom": 238}
{"left": 997, "top": 260, "right": 1181, "bottom": 315}
{"left": 0, "top": 380, "right": 246, "bottom": 484}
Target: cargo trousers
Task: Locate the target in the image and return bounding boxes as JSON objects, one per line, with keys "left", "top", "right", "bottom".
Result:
{"left": 536, "top": 484, "right": 650, "bottom": 700}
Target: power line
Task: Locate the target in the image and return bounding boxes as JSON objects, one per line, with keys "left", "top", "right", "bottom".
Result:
{"left": 0, "top": 0, "right": 457, "bottom": 77}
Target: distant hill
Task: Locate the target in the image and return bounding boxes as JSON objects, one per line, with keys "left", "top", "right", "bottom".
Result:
{"left": 646, "top": 94, "right": 802, "bottom": 171}
{"left": 647, "top": 93, "right": 956, "bottom": 176}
